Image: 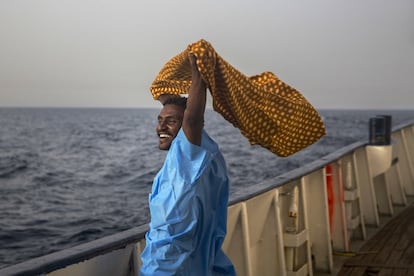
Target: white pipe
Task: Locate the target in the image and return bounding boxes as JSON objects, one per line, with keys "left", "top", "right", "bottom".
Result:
{"left": 345, "top": 162, "right": 353, "bottom": 190}
{"left": 285, "top": 186, "right": 299, "bottom": 271}
{"left": 337, "top": 161, "right": 349, "bottom": 251}
{"left": 287, "top": 186, "right": 299, "bottom": 230}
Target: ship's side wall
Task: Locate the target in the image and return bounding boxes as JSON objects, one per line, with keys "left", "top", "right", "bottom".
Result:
{"left": 1, "top": 121, "right": 413, "bottom": 276}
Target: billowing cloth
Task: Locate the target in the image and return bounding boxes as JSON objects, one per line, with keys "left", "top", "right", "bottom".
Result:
{"left": 140, "top": 129, "right": 236, "bottom": 276}
{"left": 150, "top": 39, "right": 326, "bottom": 157}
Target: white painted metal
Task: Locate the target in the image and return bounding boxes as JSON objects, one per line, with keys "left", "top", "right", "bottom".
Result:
{"left": 223, "top": 189, "right": 289, "bottom": 276}
{"left": 373, "top": 173, "right": 394, "bottom": 215}
{"left": 284, "top": 183, "right": 313, "bottom": 276}
{"left": 48, "top": 245, "right": 134, "bottom": 276}
{"left": 354, "top": 147, "right": 380, "bottom": 226}
{"left": 297, "top": 180, "right": 312, "bottom": 276}
{"left": 401, "top": 127, "right": 414, "bottom": 194}
{"left": 343, "top": 156, "right": 366, "bottom": 242}
{"left": 274, "top": 189, "right": 288, "bottom": 276}
{"left": 394, "top": 130, "right": 414, "bottom": 195}
{"left": 366, "top": 145, "right": 393, "bottom": 177}
{"left": 285, "top": 185, "right": 298, "bottom": 272}
{"left": 302, "top": 172, "right": 332, "bottom": 273}
{"left": 366, "top": 145, "right": 394, "bottom": 216}
{"left": 385, "top": 138, "right": 407, "bottom": 206}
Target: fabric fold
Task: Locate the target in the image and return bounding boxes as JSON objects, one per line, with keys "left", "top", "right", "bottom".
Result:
{"left": 150, "top": 39, "right": 326, "bottom": 157}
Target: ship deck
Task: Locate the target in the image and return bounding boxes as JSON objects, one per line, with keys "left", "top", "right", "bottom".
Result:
{"left": 318, "top": 199, "right": 414, "bottom": 276}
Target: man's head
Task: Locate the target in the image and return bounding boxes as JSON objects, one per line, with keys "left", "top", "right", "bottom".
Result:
{"left": 156, "top": 97, "right": 187, "bottom": 150}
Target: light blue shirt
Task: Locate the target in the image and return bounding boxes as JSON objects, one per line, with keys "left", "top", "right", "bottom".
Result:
{"left": 140, "top": 129, "right": 236, "bottom": 275}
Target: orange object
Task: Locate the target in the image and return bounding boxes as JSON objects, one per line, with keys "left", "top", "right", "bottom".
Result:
{"left": 150, "top": 39, "right": 326, "bottom": 157}
{"left": 326, "top": 164, "right": 334, "bottom": 233}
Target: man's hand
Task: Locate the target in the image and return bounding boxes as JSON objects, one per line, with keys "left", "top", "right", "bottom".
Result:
{"left": 189, "top": 54, "right": 205, "bottom": 86}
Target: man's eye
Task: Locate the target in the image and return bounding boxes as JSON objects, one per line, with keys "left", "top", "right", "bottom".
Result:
{"left": 167, "top": 119, "right": 177, "bottom": 125}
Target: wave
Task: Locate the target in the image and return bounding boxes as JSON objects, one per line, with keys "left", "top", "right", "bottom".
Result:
{"left": 0, "top": 155, "right": 29, "bottom": 178}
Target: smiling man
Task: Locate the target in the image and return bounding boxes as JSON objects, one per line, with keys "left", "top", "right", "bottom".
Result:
{"left": 140, "top": 55, "right": 236, "bottom": 275}
{"left": 156, "top": 97, "right": 186, "bottom": 150}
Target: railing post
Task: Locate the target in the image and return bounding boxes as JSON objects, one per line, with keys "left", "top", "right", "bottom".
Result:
{"left": 274, "top": 189, "right": 287, "bottom": 276}
{"left": 353, "top": 147, "right": 380, "bottom": 226}
{"left": 401, "top": 127, "right": 414, "bottom": 194}
{"left": 301, "top": 172, "right": 332, "bottom": 273}
{"left": 385, "top": 137, "right": 407, "bottom": 206}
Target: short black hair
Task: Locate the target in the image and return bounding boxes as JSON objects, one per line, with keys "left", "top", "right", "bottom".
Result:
{"left": 163, "top": 96, "right": 187, "bottom": 109}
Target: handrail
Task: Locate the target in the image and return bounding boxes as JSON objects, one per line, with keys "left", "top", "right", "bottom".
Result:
{"left": 0, "top": 225, "right": 148, "bottom": 276}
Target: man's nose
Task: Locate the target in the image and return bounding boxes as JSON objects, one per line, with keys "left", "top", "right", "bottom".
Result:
{"left": 157, "top": 119, "right": 167, "bottom": 130}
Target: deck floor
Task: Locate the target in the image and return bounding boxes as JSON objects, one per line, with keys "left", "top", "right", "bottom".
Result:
{"left": 337, "top": 203, "right": 414, "bottom": 276}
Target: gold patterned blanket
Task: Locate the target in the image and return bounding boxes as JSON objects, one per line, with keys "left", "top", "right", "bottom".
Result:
{"left": 150, "top": 39, "right": 326, "bottom": 157}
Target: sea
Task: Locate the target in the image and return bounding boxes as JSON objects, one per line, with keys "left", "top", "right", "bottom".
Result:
{"left": 1, "top": 108, "right": 414, "bottom": 269}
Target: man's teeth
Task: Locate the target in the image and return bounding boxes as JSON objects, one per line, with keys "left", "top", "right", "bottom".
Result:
{"left": 159, "top": 134, "right": 171, "bottom": 138}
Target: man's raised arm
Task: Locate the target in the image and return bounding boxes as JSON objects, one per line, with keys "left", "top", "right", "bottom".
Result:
{"left": 182, "top": 54, "right": 207, "bottom": 146}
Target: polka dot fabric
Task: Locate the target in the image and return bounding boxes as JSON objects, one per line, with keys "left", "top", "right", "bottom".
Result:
{"left": 151, "top": 39, "right": 326, "bottom": 157}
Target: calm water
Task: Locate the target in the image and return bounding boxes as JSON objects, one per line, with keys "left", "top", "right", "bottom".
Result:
{"left": 1, "top": 108, "right": 414, "bottom": 268}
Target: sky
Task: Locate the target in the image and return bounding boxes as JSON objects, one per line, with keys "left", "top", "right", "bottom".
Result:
{"left": 0, "top": 0, "right": 413, "bottom": 109}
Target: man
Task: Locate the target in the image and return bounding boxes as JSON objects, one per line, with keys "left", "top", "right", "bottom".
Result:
{"left": 140, "top": 55, "right": 236, "bottom": 275}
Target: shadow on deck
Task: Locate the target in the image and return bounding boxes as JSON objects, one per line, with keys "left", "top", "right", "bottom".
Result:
{"left": 337, "top": 202, "right": 414, "bottom": 276}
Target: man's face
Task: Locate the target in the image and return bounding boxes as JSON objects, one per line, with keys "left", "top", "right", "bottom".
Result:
{"left": 156, "top": 104, "right": 184, "bottom": 150}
